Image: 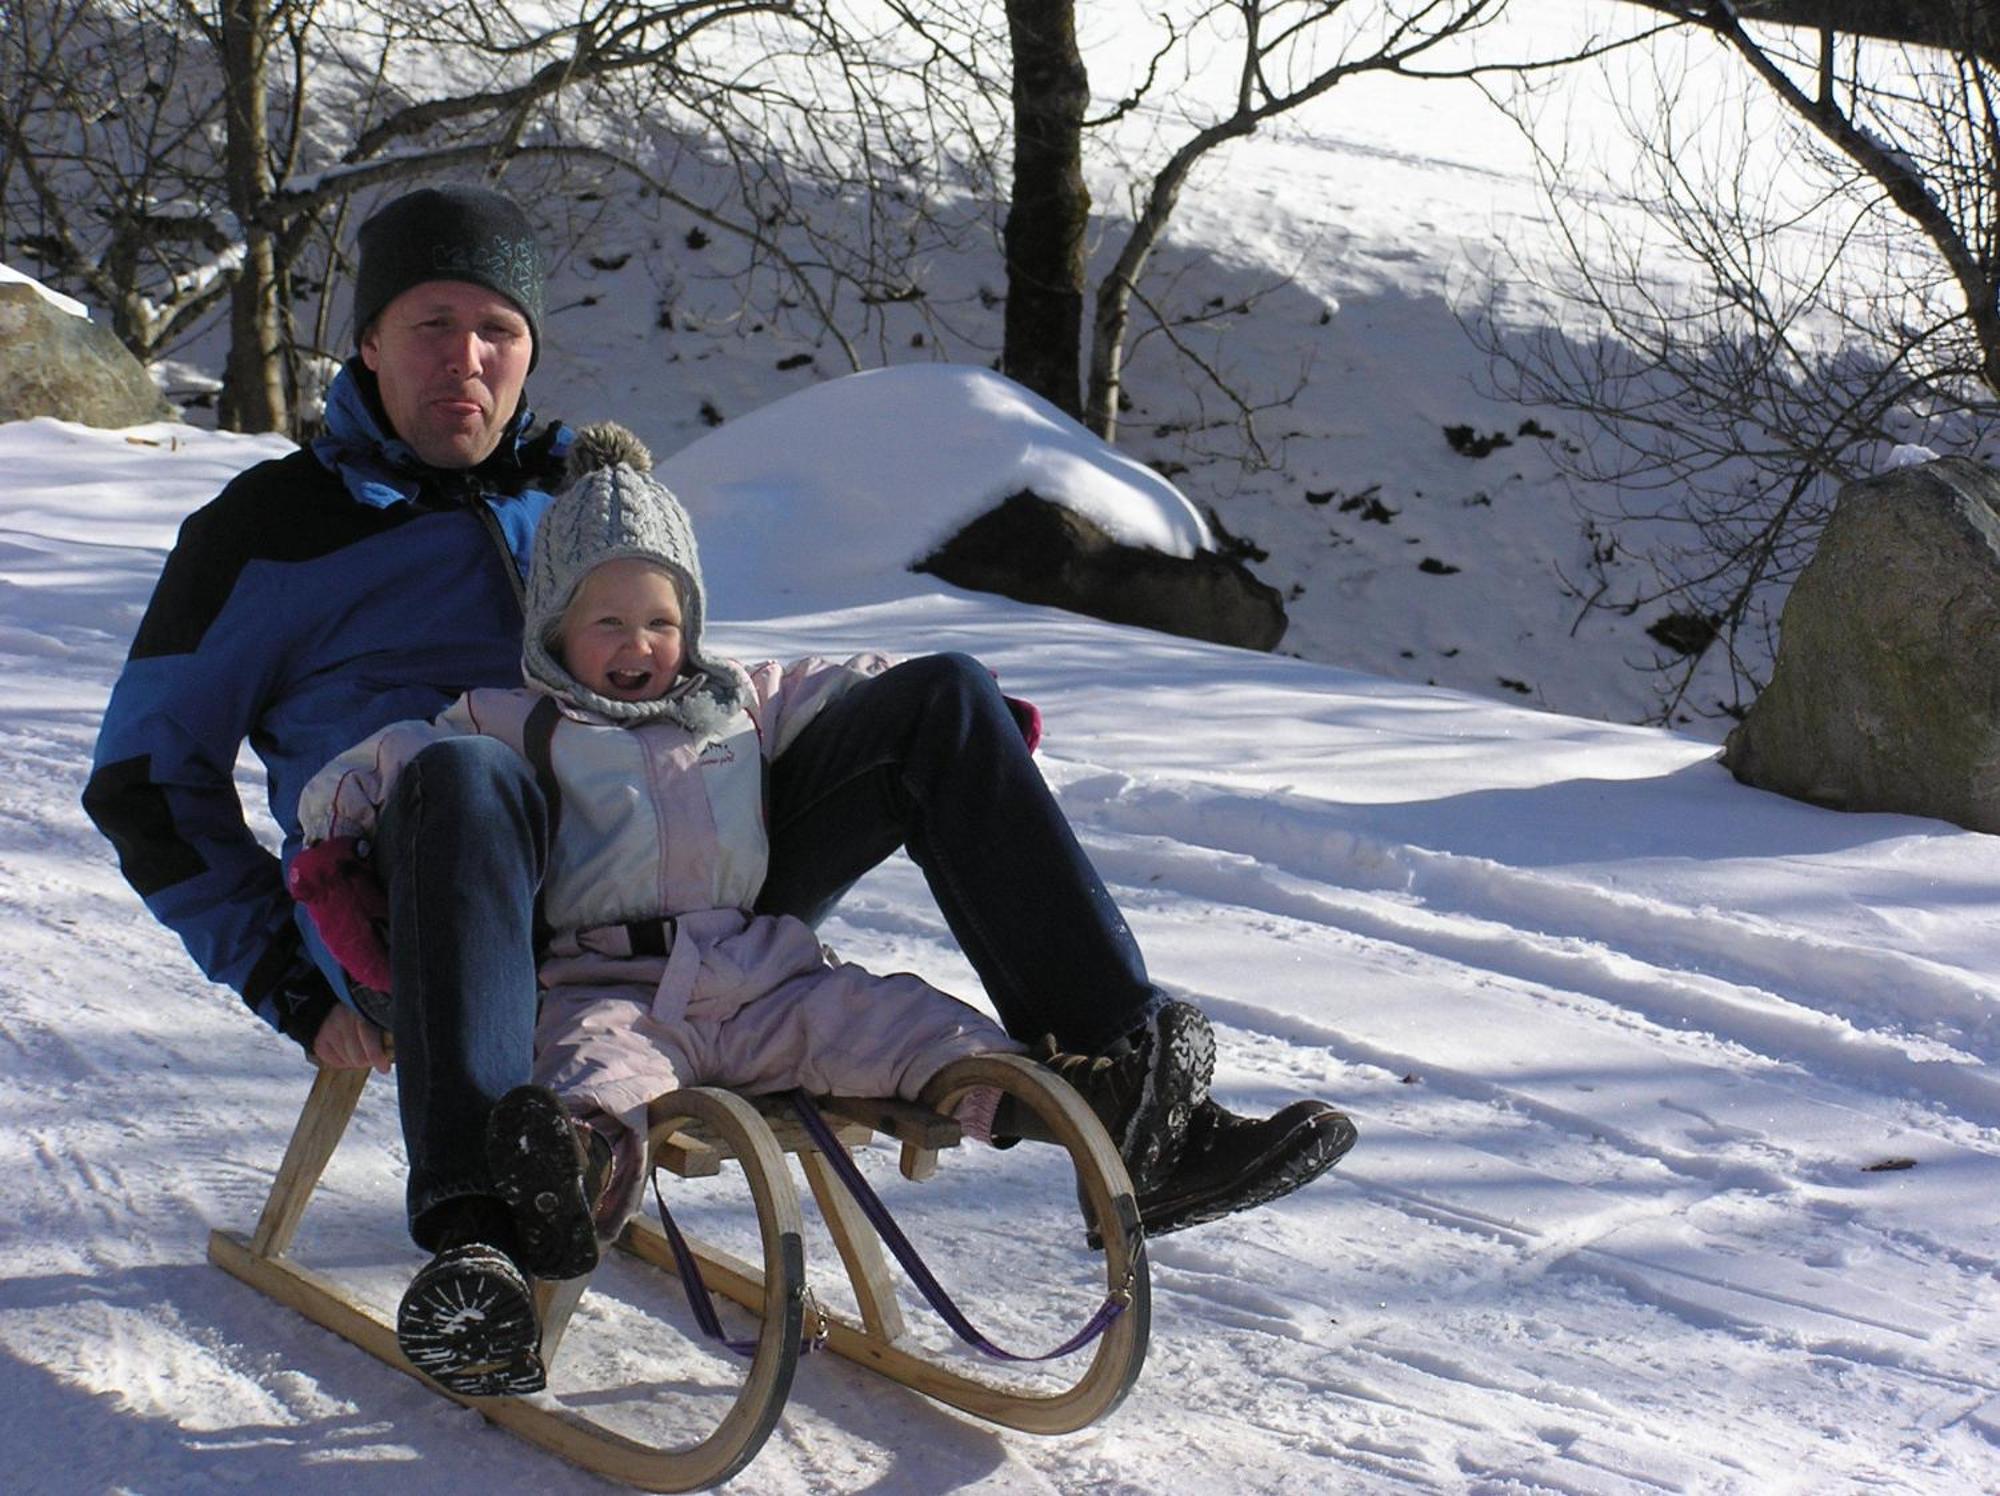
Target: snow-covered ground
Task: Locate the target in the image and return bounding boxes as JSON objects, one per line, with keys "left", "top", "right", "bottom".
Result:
{"left": 4, "top": 401, "right": 1998, "bottom": 1493}
{"left": 9, "top": 1, "right": 1999, "bottom": 1488}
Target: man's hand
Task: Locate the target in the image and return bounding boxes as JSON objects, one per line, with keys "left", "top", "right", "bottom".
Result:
{"left": 312, "top": 1001, "right": 392, "bottom": 1074}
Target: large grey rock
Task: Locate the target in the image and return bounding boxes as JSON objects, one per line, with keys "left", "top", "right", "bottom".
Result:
{"left": 0, "top": 281, "right": 175, "bottom": 427}
{"left": 915, "top": 491, "right": 1288, "bottom": 651}
{"left": 1722, "top": 456, "right": 2000, "bottom": 832}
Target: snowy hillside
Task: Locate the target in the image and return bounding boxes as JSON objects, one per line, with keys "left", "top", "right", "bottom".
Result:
{"left": 3, "top": 411, "right": 1998, "bottom": 1493}
{"left": 97, "top": 0, "right": 1838, "bottom": 739}
{"left": 9, "top": 0, "right": 1999, "bottom": 1486}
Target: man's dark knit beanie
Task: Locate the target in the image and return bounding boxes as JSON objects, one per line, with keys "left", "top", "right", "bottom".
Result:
{"left": 352, "top": 184, "right": 546, "bottom": 369}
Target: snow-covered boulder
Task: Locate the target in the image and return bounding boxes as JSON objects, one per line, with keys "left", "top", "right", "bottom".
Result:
{"left": 0, "top": 267, "right": 175, "bottom": 428}
{"left": 916, "top": 491, "right": 1286, "bottom": 651}
{"left": 658, "top": 364, "right": 1283, "bottom": 645}
{"left": 1723, "top": 456, "right": 2000, "bottom": 833}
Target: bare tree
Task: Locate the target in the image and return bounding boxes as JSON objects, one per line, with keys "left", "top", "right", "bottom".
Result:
{"left": 1001, "top": 0, "right": 1091, "bottom": 414}
{"left": 2, "top": 0, "right": 793, "bottom": 434}
{"left": 1473, "top": 7, "right": 2000, "bottom": 723}
{"left": 1632, "top": 0, "right": 2000, "bottom": 66}
{"left": 624, "top": 1, "right": 1012, "bottom": 367}
{"left": 216, "top": 0, "right": 287, "bottom": 428}
{"left": 1083, "top": 1, "right": 1510, "bottom": 440}
{"left": 4, "top": 0, "right": 1627, "bottom": 457}
{"left": 2, "top": 2, "right": 236, "bottom": 367}
{"left": 660, "top": 1, "right": 1577, "bottom": 441}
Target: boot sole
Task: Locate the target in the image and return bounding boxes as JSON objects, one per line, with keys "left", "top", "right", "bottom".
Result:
{"left": 397, "top": 1242, "right": 546, "bottom": 1396}
{"left": 485, "top": 1085, "right": 599, "bottom": 1282}
{"left": 1090, "top": 1105, "right": 1358, "bottom": 1248}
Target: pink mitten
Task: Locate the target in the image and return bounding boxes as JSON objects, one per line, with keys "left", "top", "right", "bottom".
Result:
{"left": 288, "top": 837, "right": 392, "bottom": 992}
{"left": 1003, "top": 694, "right": 1043, "bottom": 754}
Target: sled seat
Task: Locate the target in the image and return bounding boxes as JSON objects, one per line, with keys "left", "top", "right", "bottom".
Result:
{"left": 209, "top": 1052, "right": 1149, "bottom": 1492}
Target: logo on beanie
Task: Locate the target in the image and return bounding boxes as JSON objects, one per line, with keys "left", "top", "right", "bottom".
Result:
{"left": 428, "top": 237, "right": 544, "bottom": 315}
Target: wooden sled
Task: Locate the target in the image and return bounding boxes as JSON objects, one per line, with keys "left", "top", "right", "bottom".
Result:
{"left": 208, "top": 1052, "right": 1150, "bottom": 1491}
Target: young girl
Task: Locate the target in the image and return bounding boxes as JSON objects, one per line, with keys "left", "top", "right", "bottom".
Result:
{"left": 291, "top": 428, "right": 1145, "bottom": 1394}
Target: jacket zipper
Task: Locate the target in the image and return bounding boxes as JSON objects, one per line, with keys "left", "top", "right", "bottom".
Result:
{"left": 475, "top": 502, "right": 529, "bottom": 611}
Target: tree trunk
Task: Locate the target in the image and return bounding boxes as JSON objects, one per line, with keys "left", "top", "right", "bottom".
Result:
{"left": 217, "top": 0, "right": 286, "bottom": 433}
{"left": 1086, "top": 120, "right": 1247, "bottom": 441}
{"left": 1001, "top": 0, "right": 1090, "bottom": 418}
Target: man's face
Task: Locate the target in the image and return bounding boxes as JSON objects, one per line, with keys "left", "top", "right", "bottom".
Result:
{"left": 360, "top": 280, "right": 533, "bottom": 469}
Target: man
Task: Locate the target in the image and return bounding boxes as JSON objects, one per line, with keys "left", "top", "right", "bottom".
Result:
{"left": 86, "top": 183, "right": 1355, "bottom": 1395}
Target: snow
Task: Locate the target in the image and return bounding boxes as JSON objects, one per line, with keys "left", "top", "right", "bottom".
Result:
{"left": 2, "top": 263, "right": 90, "bottom": 320}
{"left": 5, "top": 397, "right": 1999, "bottom": 1493}
{"left": 658, "top": 365, "right": 1212, "bottom": 613}
{"left": 7, "top": 1, "right": 2000, "bottom": 1489}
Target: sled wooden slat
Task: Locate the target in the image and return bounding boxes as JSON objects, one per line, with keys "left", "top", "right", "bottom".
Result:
{"left": 211, "top": 1050, "right": 1148, "bottom": 1489}
{"left": 649, "top": 1096, "right": 877, "bottom": 1174}
{"left": 534, "top": 1270, "right": 591, "bottom": 1363}
{"left": 817, "top": 1093, "right": 963, "bottom": 1151}
{"left": 248, "top": 1063, "right": 368, "bottom": 1257}
{"left": 816, "top": 1094, "right": 960, "bottom": 1181}
{"left": 210, "top": 1073, "right": 806, "bottom": 1493}
{"left": 800, "top": 1146, "right": 908, "bottom": 1343}
{"left": 623, "top": 1054, "right": 1151, "bottom": 1436}
{"left": 649, "top": 1128, "right": 725, "bottom": 1178}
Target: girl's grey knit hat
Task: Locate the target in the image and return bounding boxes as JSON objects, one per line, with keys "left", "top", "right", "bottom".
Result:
{"left": 522, "top": 422, "right": 745, "bottom": 730}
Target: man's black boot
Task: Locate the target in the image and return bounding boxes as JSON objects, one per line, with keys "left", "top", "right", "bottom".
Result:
{"left": 1086, "top": 1097, "right": 1358, "bottom": 1247}
{"left": 1024, "top": 1000, "right": 1215, "bottom": 1194}
{"left": 396, "top": 1198, "right": 545, "bottom": 1396}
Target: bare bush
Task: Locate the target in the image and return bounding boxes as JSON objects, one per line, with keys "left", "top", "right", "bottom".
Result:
{"left": 1472, "top": 14, "right": 2000, "bottom": 724}
{"left": 2, "top": 0, "right": 794, "bottom": 434}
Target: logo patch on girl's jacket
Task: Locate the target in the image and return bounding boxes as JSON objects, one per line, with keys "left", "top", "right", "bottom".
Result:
{"left": 698, "top": 742, "right": 737, "bottom": 767}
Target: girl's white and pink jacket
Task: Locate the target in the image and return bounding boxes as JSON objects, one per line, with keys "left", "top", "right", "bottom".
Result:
{"left": 297, "top": 652, "right": 1019, "bottom": 1227}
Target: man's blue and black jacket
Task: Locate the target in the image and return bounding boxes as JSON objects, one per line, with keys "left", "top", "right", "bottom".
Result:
{"left": 82, "top": 363, "right": 570, "bottom": 1047}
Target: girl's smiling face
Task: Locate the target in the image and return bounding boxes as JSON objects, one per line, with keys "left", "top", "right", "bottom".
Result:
{"left": 556, "top": 557, "right": 685, "bottom": 702}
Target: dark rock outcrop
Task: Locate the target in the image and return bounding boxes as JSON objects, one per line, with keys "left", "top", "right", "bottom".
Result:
{"left": 915, "top": 491, "right": 1287, "bottom": 651}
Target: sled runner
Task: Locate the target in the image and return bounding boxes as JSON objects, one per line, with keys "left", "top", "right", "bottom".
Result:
{"left": 208, "top": 1052, "right": 1150, "bottom": 1491}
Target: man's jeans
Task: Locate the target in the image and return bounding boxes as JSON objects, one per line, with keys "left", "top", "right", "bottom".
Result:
{"left": 376, "top": 735, "right": 548, "bottom": 1249}
{"left": 374, "top": 652, "right": 1159, "bottom": 1247}
{"left": 756, "top": 653, "right": 1160, "bottom": 1052}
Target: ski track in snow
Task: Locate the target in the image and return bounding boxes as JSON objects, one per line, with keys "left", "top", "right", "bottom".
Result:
{"left": 7, "top": 437, "right": 2000, "bottom": 1483}
{"left": 7, "top": 584, "right": 2000, "bottom": 1492}
{"left": 1043, "top": 763, "right": 2000, "bottom": 1490}
{"left": 808, "top": 754, "right": 2000, "bottom": 1492}
{"left": 1058, "top": 767, "right": 2000, "bottom": 1070}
